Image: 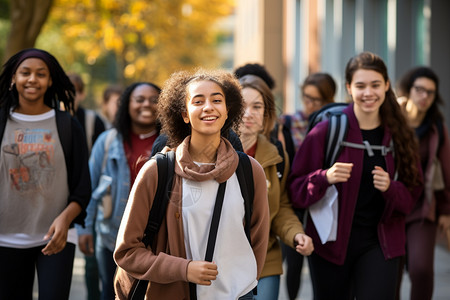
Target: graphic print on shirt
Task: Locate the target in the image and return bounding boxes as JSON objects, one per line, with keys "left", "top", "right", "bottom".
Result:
{"left": 183, "top": 179, "right": 202, "bottom": 207}
{"left": 3, "top": 128, "right": 55, "bottom": 193}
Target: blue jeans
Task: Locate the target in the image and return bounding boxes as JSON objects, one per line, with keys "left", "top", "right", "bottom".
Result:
{"left": 96, "top": 243, "right": 117, "bottom": 300}
{"left": 254, "top": 275, "right": 280, "bottom": 300}
{"left": 85, "top": 230, "right": 100, "bottom": 300}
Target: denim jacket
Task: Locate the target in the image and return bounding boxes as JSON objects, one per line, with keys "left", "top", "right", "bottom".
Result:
{"left": 77, "top": 129, "right": 131, "bottom": 251}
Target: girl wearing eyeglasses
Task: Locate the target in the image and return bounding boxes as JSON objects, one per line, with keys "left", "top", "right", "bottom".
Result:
{"left": 278, "top": 72, "right": 336, "bottom": 300}
{"left": 396, "top": 67, "right": 450, "bottom": 300}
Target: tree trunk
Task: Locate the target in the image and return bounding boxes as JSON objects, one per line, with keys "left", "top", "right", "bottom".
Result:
{"left": 4, "top": 0, "right": 53, "bottom": 62}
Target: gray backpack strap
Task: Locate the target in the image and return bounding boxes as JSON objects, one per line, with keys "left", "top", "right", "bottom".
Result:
{"left": 341, "top": 138, "right": 398, "bottom": 180}
{"left": 325, "top": 113, "right": 349, "bottom": 168}
{"left": 101, "top": 129, "right": 117, "bottom": 172}
{"left": 84, "top": 109, "right": 96, "bottom": 152}
{"left": 340, "top": 141, "right": 394, "bottom": 156}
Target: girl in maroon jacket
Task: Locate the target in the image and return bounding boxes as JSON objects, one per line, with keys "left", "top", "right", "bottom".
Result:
{"left": 396, "top": 66, "right": 450, "bottom": 300}
{"left": 288, "top": 52, "right": 423, "bottom": 300}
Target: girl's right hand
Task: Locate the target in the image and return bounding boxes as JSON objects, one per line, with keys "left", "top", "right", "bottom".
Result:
{"left": 78, "top": 234, "right": 94, "bottom": 256}
{"left": 326, "top": 162, "right": 353, "bottom": 184}
{"left": 187, "top": 261, "right": 218, "bottom": 285}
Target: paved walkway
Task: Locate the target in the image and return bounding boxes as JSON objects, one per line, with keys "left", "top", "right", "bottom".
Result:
{"left": 33, "top": 238, "right": 450, "bottom": 299}
{"left": 278, "top": 243, "right": 450, "bottom": 300}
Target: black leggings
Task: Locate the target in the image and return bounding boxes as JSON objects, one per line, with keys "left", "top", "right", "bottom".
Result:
{"left": 309, "top": 228, "right": 400, "bottom": 300}
{"left": 403, "top": 220, "right": 436, "bottom": 300}
{"left": 0, "top": 243, "right": 75, "bottom": 300}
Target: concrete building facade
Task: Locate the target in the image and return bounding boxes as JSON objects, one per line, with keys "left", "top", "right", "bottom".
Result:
{"left": 234, "top": 0, "right": 450, "bottom": 125}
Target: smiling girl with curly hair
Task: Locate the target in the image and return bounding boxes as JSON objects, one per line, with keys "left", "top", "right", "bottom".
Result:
{"left": 114, "top": 68, "right": 270, "bottom": 299}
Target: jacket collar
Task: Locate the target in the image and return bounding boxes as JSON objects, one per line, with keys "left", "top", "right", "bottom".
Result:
{"left": 254, "top": 134, "right": 282, "bottom": 168}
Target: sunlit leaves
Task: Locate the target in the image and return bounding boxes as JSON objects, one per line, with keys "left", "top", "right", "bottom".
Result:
{"left": 40, "top": 0, "right": 235, "bottom": 85}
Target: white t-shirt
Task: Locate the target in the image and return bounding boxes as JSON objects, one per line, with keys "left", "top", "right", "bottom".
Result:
{"left": 182, "top": 165, "right": 257, "bottom": 300}
{"left": 0, "top": 110, "right": 74, "bottom": 248}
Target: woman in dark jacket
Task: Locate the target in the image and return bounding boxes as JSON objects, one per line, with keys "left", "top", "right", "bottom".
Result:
{"left": 396, "top": 66, "right": 450, "bottom": 300}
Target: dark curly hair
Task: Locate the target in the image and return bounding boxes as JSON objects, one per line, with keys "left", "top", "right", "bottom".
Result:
{"left": 0, "top": 48, "right": 75, "bottom": 119}
{"left": 234, "top": 63, "right": 276, "bottom": 90}
{"left": 113, "top": 82, "right": 161, "bottom": 145}
{"left": 397, "top": 66, "right": 443, "bottom": 124}
{"left": 158, "top": 68, "right": 244, "bottom": 147}
{"left": 345, "top": 52, "right": 421, "bottom": 188}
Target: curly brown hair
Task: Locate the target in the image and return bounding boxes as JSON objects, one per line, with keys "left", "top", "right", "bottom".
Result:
{"left": 345, "top": 52, "right": 421, "bottom": 188}
{"left": 158, "top": 68, "right": 244, "bottom": 147}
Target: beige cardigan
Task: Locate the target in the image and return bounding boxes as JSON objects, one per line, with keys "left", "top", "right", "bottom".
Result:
{"left": 253, "top": 134, "right": 305, "bottom": 278}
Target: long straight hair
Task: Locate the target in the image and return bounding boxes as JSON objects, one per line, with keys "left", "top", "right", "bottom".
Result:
{"left": 345, "top": 52, "right": 421, "bottom": 188}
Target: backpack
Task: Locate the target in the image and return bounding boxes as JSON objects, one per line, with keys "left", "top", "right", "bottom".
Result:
{"left": 114, "top": 150, "right": 255, "bottom": 299}
{"left": 281, "top": 115, "right": 296, "bottom": 163}
{"left": 270, "top": 136, "right": 286, "bottom": 181}
{"left": 146, "top": 150, "right": 254, "bottom": 245}
{"left": 84, "top": 109, "right": 96, "bottom": 152}
{"left": 306, "top": 102, "right": 394, "bottom": 169}
{"left": 270, "top": 123, "right": 295, "bottom": 182}
{"left": 97, "top": 129, "right": 118, "bottom": 219}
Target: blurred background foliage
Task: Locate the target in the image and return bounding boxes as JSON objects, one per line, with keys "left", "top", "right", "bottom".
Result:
{"left": 1, "top": 0, "right": 235, "bottom": 108}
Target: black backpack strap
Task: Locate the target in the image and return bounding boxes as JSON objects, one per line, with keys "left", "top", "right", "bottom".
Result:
{"left": 281, "top": 123, "right": 296, "bottom": 167}
{"left": 274, "top": 140, "right": 286, "bottom": 181}
{"left": 55, "top": 110, "right": 72, "bottom": 164}
{"left": 130, "top": 151, "right": 175, "bottom": 299}
{"left": 0, "top": 108, "right": 7, "bottom": 143}
{"left": 142, "top": 151, "right": 175, "bottom": 247}
{"left": 284, "top": 114, "right": 292, "bottom": 131}
{"left": 190, "top": 181, "right": 227, "bottom": 300}
{"left": 235, "top": 151, "right": 254, "bottom": 245}
{"left": 205, "top": 181, "right": 227, "bottom": 262}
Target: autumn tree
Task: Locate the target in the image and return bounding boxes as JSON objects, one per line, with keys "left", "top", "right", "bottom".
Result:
{"left": 4, "top": 0, "right": 53, "bottom": 61}
{"left": 40, "top": 0, "right": 235, "bottom": 86}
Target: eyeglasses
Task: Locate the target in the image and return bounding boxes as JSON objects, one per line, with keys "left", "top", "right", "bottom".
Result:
{"left": 412, "top": 85, "right": 435, "bottom": 98}
{"left": 131, "top": 96, "right": 158, "bottom": 104}
{"left": 302, "top": 93, "right": 323, "bottom": 104}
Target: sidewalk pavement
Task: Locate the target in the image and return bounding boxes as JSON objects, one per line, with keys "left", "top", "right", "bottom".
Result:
{"left": 34, "top": 239, "right": 450, "bottom": 299}
{"left": 278, "top": 242, "right": 450, "bottom": 300}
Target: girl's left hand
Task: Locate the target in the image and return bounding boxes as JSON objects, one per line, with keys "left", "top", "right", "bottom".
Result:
{"left": 372, "top": 166, "right": 390, "bottom": 192}
{"left": 41, "top": 214, "right": 70, "bottom": 255}
{"left": 294, "top": 233, "right": 314, "bottom": 256}
{"left": 438, "top": 214, "right": 450, "bottom": 233}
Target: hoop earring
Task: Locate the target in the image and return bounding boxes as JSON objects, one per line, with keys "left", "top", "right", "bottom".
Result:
{"left": 9, "top": 82, "right": 14, "bottom": 91}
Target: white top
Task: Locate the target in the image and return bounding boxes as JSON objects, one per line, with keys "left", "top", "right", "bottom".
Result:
{"left": 182, "top": 169, "right": 257, "bottom": 299}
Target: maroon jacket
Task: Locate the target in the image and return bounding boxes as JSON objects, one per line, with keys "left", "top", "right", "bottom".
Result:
{"left": 408, "top": 122, "right": 450, "bottom": 223}
{"left": 288, "top": 103, "right": 423, "bottom": 265}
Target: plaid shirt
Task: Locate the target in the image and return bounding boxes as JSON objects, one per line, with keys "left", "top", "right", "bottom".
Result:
{"left": 279, "top": 111, "right": 309, "bottom": 152}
